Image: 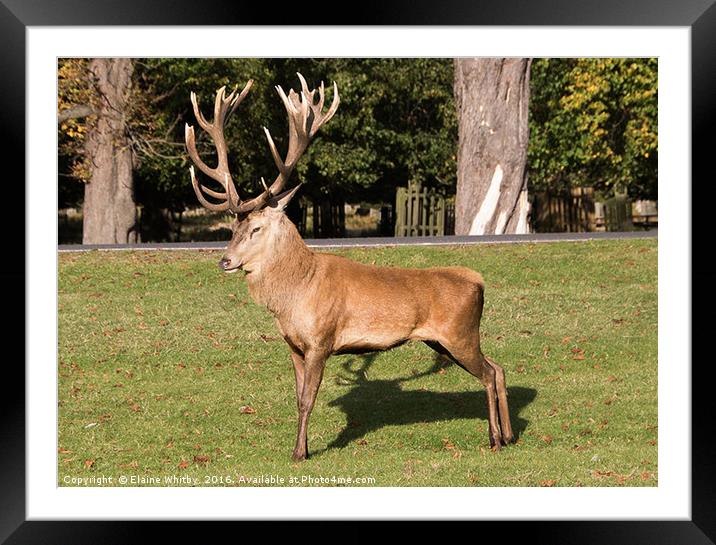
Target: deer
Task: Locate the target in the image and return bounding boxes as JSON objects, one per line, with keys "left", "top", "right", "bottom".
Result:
{"left": 185, "top": 74, "right": 514, "bottom": 461}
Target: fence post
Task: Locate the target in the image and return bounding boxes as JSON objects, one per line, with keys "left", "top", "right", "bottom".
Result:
{"left": 395, "top": 187, "right": 405, "bottom": 236}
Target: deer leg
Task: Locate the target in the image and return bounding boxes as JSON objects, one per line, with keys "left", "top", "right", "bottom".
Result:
{"left": 292, "top": 350, "right": 328, "bottom": 462}
{"left": 289, "top": 350, "right": 305, "bottom": 412}
{"left": 484, "top": 356, "right": 514, "bottom": 445}
{"left": 437, "top": 343, "right": 503, "bottom": 450}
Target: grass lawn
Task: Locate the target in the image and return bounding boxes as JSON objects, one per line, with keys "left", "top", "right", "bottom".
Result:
{"left": 58, "top": 239, "right": 657, "bottom": 487}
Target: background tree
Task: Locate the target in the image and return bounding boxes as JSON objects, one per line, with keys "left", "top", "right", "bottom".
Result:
{"left": 528, "top": 58, "right": 657, "bottom": 199}
{"left": 59, "top": 58, "right": 139, "bottom": 243}
{"left": 281, "top": 59, "right": 457, "bottom": 203}
{"left": 454, "top": 58, "right": 532, "bottom": 235}
{"left": 81, "top": 59, "right": 139, "bottom": 242}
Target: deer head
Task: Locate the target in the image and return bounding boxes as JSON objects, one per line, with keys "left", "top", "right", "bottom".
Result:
{"left": 185, "top": 73, "right": 340, "bottom": 272}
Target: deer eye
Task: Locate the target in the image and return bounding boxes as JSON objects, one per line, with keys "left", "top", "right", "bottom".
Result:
{"left": 250, "top": 226, "right": 261, "bottom": 237}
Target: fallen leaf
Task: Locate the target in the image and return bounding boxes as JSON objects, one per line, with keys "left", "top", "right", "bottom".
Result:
{"left": 84, "top": 459, "right": 95, "bottom": 469}
{"left": 239, "top": 405, "right": 256, "bottom": 414}
{"left": 541, "top": 435, "right": 553, "bottom": 444}
{"left": 178, "top": 459, "right": 190, "bottom": 470}
{"left": 193, "top": 455, "right": 210, "bottom": 464}
{"left": 540, "top": 479, "right": 558, "bottom": 487}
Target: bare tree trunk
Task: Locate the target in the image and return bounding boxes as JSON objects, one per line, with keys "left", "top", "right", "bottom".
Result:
{"left": 82, "top": 58, "right": 139, "bottom": 244}
{"left": 454, "top": 58, "right": 532, "bottom": 235}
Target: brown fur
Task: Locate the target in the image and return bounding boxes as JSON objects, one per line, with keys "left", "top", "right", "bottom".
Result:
{"left": 220, "top": 205, "right": 513, "bottom": 461}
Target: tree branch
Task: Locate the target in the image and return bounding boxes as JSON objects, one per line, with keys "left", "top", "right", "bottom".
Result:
{"left": 58, "top": 104, "right": 95, "bottom": 124}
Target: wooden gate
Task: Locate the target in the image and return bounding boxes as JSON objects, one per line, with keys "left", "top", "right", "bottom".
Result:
{"left": 601, "top": 189, "right": 634, "bottom": 232}
{"left": 394, "top": 182, "right": 448, "bottom": 237}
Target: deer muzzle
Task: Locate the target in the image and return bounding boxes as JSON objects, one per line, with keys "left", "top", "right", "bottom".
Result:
{"left": 218, "top": 257, "right": 240, "bottom": 273}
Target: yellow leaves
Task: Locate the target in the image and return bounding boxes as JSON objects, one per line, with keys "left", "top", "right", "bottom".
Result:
{"left": 59, "top": 118, "right": 87, "bottom": 140}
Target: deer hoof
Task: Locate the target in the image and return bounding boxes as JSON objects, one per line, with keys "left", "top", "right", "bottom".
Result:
{"left": 490, "top": 435, "right": 502, "bottom": 451}
{"left": 292, "top": 450, "right": 306, "bottom": 462}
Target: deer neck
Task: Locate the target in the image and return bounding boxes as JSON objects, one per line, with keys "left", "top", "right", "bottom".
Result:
{"left": 244, "top": 216, "right": 316, "bottom": 317}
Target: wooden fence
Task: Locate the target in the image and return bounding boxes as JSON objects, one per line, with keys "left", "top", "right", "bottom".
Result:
{"left": 531, "top": 187, "right": 653, "bottom": 232}
{"left": 530, "top": 187, "right": 596, "bottom": 233}
{"left": 394, "top": 182, "right": 451, "bottom": 237}
{"left": 296, "top": 197, "right": 346, "bottom": 238}
{"left": 298, "top": 184, "right": 651, "bottom": 238}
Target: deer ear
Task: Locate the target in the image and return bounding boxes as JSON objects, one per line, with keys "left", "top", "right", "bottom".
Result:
{"left": 268, "top": 184, "right": 302, "bottom": 211}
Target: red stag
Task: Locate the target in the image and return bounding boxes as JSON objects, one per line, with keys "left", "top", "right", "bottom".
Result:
{"left": 185, "top": 74, "right": 513, "bottom": 461}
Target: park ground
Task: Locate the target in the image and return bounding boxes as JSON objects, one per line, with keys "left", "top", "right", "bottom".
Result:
{"left": 58, "top": 238, "right": 657, "bottom": 487}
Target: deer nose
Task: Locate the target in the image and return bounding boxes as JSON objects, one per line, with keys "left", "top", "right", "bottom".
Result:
{"left": 218, "top": 257, "right": 232, "bottom": 270}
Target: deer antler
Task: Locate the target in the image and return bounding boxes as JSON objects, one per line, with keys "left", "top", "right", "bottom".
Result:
{"left": 185, "top": 73, "right": 340, "bottom": 215}
{"left": 185, "top": 80, "right": 253, "bottom": 212}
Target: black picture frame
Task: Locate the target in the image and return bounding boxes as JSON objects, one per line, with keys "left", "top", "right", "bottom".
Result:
{"left": 3, "top": 1, "right": 713, "bottom": 543}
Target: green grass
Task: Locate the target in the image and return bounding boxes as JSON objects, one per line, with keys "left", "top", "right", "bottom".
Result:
{"left": 58, "top": 239, "right": 657, "bottom": 487}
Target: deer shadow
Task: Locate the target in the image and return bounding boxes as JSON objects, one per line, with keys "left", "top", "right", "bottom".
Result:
{"left": 317, "top": 353, "right": 537, "bottom": 454}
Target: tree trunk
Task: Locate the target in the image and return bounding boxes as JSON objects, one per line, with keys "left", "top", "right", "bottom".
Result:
{"left": 454, "top": 58, "right": 532, "bottom": 235}
{"left": 82, "top": 58, "right": 138, "bottom": 244}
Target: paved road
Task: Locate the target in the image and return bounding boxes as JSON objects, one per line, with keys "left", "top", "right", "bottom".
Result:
{"left": 58, "top": 230, "right": 656, "bottom": 252}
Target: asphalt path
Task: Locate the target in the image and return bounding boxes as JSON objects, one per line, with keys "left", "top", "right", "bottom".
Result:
{"left": 58, "top": 230, "right": 656, "bottom": 252}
